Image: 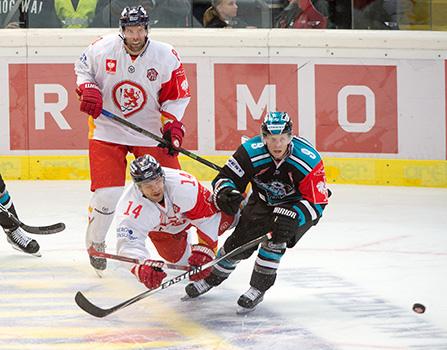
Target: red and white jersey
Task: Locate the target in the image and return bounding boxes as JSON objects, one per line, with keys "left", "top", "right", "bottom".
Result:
{"left": 115, "top": 168, "right": 225, "bottom": 262}
{"left": 74, "top": 33, "right": 191, "bottom": 146}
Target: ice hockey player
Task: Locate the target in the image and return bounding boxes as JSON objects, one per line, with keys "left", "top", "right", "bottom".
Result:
{"left": 184, "top": 111, "right": 330, "bottom": 314}
{"left": 114, "top": 155, "right": 236, "bottom": 290}
{"left": 74, "top": 5, "right": 190, "bottom": 274}
{"left": 0, "top": 173, "right": 40, "bottom": 256}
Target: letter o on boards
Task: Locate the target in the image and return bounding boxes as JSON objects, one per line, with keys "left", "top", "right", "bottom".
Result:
{"left": 337, "top": 85, "right": 375, "bottom": 133}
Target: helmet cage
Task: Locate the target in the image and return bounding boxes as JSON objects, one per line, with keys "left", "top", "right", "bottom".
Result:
{"left": 120, "top": 6, "right": 149, "bottom": 29}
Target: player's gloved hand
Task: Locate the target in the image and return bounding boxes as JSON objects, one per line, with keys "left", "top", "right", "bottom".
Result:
{"left": 159, "top": 120, "right": 185, "bottom": 156}
{"left": 76, "top": 82, "right": 103, "bottom": 119}
{"left": 271, "top": 206, "right": 299, "bottom": 244}
{"left": 188, "top": 244, "right": 215, "bottom": 281}
{"left": 131, "top": 260, "right": 167, "bottom": 289}
{"left": 215, "top": 187, "right": 244, "bottom": 215}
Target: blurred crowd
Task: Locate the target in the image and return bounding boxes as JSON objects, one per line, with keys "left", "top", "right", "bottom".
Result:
{"left": 1, "top": 0, "right": 446, "bottom": 30}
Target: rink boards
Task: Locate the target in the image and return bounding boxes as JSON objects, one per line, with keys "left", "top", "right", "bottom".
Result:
{"left": 0, "top": 29, "right": 446, "bottom": 186}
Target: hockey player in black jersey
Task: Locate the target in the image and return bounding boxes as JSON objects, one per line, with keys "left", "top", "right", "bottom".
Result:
{"left": 0, "top": 173, "right": 40, "bottom": 256}
{"left": 184, "top": 111, "right": 329, "bottom": 313}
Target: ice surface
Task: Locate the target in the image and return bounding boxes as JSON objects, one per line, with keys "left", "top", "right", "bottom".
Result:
{"left": 0, "top": 181, "right": 446, "bottom": 349}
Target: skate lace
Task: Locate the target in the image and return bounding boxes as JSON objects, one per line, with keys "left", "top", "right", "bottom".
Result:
{"left": 92, "top": 241, "right": 106, "bottom": 252}
{"left": 244, "top": 287, "right": 262, "bottom": 301}
{"left": 193, "top": 280, "right": 211, "bottom": 293}
{"left": 9, "top": 228, "right": 32, "bottom": 247}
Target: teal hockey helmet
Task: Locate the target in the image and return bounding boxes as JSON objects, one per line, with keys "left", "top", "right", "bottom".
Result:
{"left": 261, "top": 111, "right": 292, "bottom": 136}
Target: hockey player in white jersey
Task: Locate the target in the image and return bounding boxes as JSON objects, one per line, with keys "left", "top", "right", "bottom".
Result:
{"left": 115, "top": 155, "right": 235, "bottom": 290}
{"left": 74, "top": 5, "right": 191, "bottom": 274}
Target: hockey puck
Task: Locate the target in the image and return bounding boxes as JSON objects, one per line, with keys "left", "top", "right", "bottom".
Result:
{"left": 412, "top": 303, "right": 425, "bottom": 314}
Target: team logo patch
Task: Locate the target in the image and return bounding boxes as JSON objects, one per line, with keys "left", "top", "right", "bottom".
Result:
{"left": 105, "top": 59, "right": 117, "bottom": 73}
{"left": 112, "top": 80, "right": 147, "bottom": 117}
{"left": 147, "top": 68, "right": 158, "bottom": 81}
{"left": 173, "top": 204, "right": 180, "bottom": 214}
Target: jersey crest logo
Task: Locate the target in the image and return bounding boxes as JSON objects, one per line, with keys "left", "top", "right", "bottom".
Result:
{"left": 173, "top": 204, "right": 180, "bottom": 214}
{"left": 105, "top": 59, "right": 117, "bottom": 74}
{"left": 147, "top": 68, "right": 158, "bottom": 81}
{"left": 112, "top": 80, "right": 147, "bottom": 117}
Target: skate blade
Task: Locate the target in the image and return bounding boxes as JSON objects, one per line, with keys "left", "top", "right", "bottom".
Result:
{"left": 236, "top": 305, "right": 257, "bottom": 315}
{"left": 93, "top": 268, "right": 105, "bottom": 278}
{"left": 10, "top": 245, "right": 41, "bottom": 257}
{"left": 180, "top": 295, "right": 197, "bottom": 302}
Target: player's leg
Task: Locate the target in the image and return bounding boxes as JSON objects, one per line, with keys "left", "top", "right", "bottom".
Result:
{"left": 185, "top": 197, "right": 271, "bottom": 298}
{"left": 0, "top": 173, "right": 40, "bottom": 256}
{"left": 86, "top": 140, "right": 127, "bottom": 274}
{"left": 237, "top": 220, "right": 314, "bottom": 313}
{"left": 132, "top": 146, "right": 181, "bottom": 169}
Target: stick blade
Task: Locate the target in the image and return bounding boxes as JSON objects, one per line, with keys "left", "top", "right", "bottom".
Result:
{"left": 75, "top": 291, "right": 112, "bottom": 318}
{"left": 21, "top": 222, "right": 66, "bottom": 235}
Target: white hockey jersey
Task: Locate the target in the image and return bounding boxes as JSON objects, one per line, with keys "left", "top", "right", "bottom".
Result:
{"left": 74, "top": 33, "right": 191, "bottom": 146}
{"left": 115, "top": 168, "right": 225, "bottom": 263}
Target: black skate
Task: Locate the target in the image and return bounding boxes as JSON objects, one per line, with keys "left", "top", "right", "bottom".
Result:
{"left": 5, "top": 227, "right": 41, "bottom": 257}
{"left": 183, "top": 280, "right": 213, "bottom": 300}
{"left": 236, "top": 287, "right": 264, "bottom": 314}
{"left": 89, "top": 241, "right": 106, "bottom": 277}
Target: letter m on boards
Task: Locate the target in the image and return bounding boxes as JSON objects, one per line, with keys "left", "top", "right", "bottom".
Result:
{"left": 214, "top": 64, "right": 298, "bottom": 151}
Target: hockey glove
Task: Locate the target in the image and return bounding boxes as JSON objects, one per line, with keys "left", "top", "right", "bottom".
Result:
{"left": 272, "top": 206, "right": 299, "bottom": 244}
{"left": 131, "top": 260, "right": 167, "bottom": 289}
{"left": 188, "top": 244, "right": 215, "bottom": 281}
{"left": 159, "top": 120, "right": 185, "bottom": 156}
{"left": 215, "top": 187, "right": 244, "bottom": 216}
{"left": 76, "top": 83, "right": 103, "bottom": 119}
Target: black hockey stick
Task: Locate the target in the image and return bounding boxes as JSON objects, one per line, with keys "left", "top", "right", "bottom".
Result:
{"left": 0, "top": 203, "right": 65, "bottom": 235}
{"left": 101, "top": 109, "right": 222, "bottom": 172}
{"left": 87, "top": 245, "right": 190, "bottom": 271}
{"left": 75, "top": 232, "right": 272, "bottom": 318}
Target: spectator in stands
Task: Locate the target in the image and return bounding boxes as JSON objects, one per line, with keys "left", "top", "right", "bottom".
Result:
{"left": 55, "top": 0, "right": 99, "bottom": 28}
{"left": 0, "top": 0, "right": 61, "bottom": 28}
{"left": 92, "top": 0, "right": 192, "bottom": 27}
{"left": 274, "top": 0, "right": 328, "bottom": 28}
{"left": 203, "top": 0, "right": 249, "bottom": 27}
{"left": 353, "top": 0, "right": 398, "bottom": 29}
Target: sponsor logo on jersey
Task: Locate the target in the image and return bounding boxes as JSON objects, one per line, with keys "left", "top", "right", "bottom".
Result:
{"left": 105, "top": 59, "right": 117, "bottom": 74}
{"left": 128, "top": 65, "right": 135, "bottom": 73}
{"left": 251, "top": 142, "right": 264, "bottom": 149}
{"left": 146, "top": 68, "right": 158, "bottom": 81}
{"left": 117, "top": 226, "right": 136, "bottom": 240}
{"left": 226, "top": 156, "right": 245, "bottom": 177}
{"left": 80, "top": 53, "right": 87, "bottom": 64}
{"left": 112, "top": 80, "right": 147, "bottom": 117}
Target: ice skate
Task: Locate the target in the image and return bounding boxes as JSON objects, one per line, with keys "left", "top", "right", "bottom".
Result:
{"left": 5, "top": 227, "right": 41, "bottom": 257}
{"left": 236, "top": 286, "right": 264, "bottom": 315}
{"left": 182, "top": 279, "right": 213, "bottom": 300}
{"left": 89, "top": 241, "right": 107, "bottom": 277}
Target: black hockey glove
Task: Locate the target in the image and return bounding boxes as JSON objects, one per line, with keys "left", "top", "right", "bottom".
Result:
{"left": 215, "top": 187, "right": 244, "bottom": 215}
{"left": 272, "top": 206, "right": 299, "bottom": 244}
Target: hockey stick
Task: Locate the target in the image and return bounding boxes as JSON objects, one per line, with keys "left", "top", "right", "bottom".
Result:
{"left": 87, "top": 246, "right": 190, "bottom": 271}
{"left": 101, "top": 109, "right": 222, "bottom": 172}
{"left": 0, "top": 203, "right": 65, "bottom": 235}
{"left": 75, "top": 232, "right": 272, "bottom": 318}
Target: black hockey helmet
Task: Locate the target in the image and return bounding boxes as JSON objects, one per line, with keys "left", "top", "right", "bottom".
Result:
{"left": 119, "top": 5, "right": 149, "bottom": 29}
{"left": 261, "top": 111, "right": 293, "bottom": 137}
{"left": 130, "top": 155, "right": 164, "bottom": 184}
